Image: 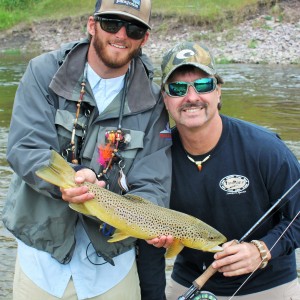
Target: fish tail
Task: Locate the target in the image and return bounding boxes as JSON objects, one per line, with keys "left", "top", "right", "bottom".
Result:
{"left": 35, "top": 150, "right": 76, "bottom": 189}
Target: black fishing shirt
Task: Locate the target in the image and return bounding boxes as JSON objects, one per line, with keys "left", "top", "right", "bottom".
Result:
{"left": 170, "top": 114, "right": 300, "bottom": 296}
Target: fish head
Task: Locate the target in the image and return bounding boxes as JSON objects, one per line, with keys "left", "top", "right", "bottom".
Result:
{"left": 187, "top": 233, "right": 227, "bottom": 252}
{"left": 182, "top": 220, "right": 227, "bottom": 253}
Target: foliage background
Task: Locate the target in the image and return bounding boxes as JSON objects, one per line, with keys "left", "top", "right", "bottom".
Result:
{"left": 0, "top": 0, "right": 276, "bottom": 30}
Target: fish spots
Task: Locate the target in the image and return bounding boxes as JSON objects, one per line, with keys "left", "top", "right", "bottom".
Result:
{"left": 36, "top": 150, "right": 227, "bottom": 256}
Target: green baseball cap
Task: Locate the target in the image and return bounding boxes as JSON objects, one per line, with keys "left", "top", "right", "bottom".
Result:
{"left": 161, "top": 42, "right": 216, "bottom": 84}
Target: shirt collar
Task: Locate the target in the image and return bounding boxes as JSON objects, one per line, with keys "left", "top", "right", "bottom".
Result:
{"left": 87, "top": 63, "right": 101, "bottom": 91}
{"left": 87, "top": 63, "right": 126, "bottom": 94}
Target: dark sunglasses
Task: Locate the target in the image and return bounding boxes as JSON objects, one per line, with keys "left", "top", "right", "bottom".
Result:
{"left": 95, "top": 16, "right": 147, "bottom": 40}
{"left": 164, "top": 78, "right": 217, "bottom": 97}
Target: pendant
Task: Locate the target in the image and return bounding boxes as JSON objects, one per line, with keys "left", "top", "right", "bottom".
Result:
{"left": 197, "top": 164, "right": 203, "bottom": 171}
{"left": 187, "top": 154, "right": 211, "bottom": 171}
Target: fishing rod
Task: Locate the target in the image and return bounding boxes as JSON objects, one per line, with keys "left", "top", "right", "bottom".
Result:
{"left": 177, "top": 178, "right": 300, "bottom": 300}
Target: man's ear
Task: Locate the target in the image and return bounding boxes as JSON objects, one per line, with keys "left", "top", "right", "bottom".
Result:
{"left": 162, "top": 92, "right": 169, "bottom": 110}
{"left": 216, "top": 85, "right": 222, "bottom": 110}
{"left": 140, "top": 31, "right": 150, "bottom": 47}
{"left": 87, "top": 16, "right": 96, "bottom": 36}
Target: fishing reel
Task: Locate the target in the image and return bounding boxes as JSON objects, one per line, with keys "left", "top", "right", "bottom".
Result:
{"left": 178, "top": 290, "right": 217, "bottom": 300}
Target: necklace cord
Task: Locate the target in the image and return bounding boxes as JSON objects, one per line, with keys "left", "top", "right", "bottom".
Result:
{"left": 185, "top": 151, "right": 211, "bottom": 171}
{"left": 117, "top": 69, "right": 130, "bottom": 130}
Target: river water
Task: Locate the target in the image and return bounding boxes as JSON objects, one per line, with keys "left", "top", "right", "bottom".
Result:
{"left": 0, "top": 53, "right": 299, "bottom": 299}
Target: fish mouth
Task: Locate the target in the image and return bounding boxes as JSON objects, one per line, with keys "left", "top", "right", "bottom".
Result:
{"left": 210, "top": 245, "right": 224, "bottom": 252}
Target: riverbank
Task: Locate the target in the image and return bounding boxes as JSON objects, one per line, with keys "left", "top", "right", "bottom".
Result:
{"left": 0, "top": 1, "right": 299, "bottom": 64}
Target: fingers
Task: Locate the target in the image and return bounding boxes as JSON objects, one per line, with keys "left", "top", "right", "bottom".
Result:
{"left": 75, "top": 169, "right": 97, "bottom": 184}
{"left": 60, "top": 186, "right": 94, "bottom": 203}
{"left": 95, "top": 180, "right": 106, "bottom": 188}
{"left": 147, "top": 235, "right": 174, "bottom": 248}
{"left": 212, "top": 241, "right": 262, "bottom": 277}
{"left": 221, "top": 239, "right": 239, "bottom": 249}
{"left": 60, "top": 168, "right": 105, "bottom": 204}
{"left": 214, "top": 241, "right": 240, "bottom": 260}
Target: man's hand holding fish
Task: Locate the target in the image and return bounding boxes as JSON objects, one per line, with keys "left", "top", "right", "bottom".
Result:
{"left": 61, "top": 168, "right": 104, "bottom": 203}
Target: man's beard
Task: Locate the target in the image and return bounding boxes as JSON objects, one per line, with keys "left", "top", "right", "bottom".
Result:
{"left": 93, "top": 27, "right": 142, "bottom": 69}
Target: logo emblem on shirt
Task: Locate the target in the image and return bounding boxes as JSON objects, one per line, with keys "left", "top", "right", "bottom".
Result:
{"left": 219, "top": 175, "right": 249, "bottom": 194}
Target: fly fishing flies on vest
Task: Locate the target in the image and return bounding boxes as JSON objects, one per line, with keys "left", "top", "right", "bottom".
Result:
{"left": 97, "top": 70, "right": 130, "bottom": 191}
{"left": 98, "top": 129, "right": 131, "bottom": 192}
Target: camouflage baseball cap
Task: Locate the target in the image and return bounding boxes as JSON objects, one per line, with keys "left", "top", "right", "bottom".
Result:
{"left": 161, "top": 42, "right": 216, "bottom": 84}
{"left": 94, "top": 0, "right": 152, "bottom": 29}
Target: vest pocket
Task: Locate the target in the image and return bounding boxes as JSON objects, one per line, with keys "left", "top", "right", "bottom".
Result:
{"left": 55, "top": 109, "right": 88, "bottom": 160}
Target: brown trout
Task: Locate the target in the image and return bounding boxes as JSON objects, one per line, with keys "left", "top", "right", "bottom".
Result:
{"left": 36, "top": 150, "right": 227, "bottom": 257}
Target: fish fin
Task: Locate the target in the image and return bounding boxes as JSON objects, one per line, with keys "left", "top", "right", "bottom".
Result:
{"left": 165, "top": 239, "right": 185, "bottom": 258}
{"left": 123, "top": 194, "right": 150, "bottom": 203}
{"left": 108, "top": 229, "right": 131, "bottom": 242}
{"left": 35, "top": 150, "right": 76, "bottom": 188}
{"left": 69, "top": 203, "right": 92, "bottom": 216}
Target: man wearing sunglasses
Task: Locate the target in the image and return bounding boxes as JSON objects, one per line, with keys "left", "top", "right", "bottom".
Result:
{"left": 149, "top": 41, "right": 300, "bottom": 299}
{"left": 3, "top": 1, "right": 171, "bottom": 300}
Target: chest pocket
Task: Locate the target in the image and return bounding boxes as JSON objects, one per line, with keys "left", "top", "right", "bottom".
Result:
{"left": 55, "top": 108, "right": 90, "bottom": 161}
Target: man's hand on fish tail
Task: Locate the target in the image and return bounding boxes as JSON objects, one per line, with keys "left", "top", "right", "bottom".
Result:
{"left": 212, "top": 239, "right": 271, "bottom": 277}
{"left": 60, "top": 168, "right": 105, "bottom": 203}
{"left": 146, "top": 235, "right": 174, "bottom": 248}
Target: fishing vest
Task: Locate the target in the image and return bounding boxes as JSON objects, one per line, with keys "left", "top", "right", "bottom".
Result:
{"left": 3, "top": 40, "right": 164, "bottom": 265}
{"left": 52, "top": 41, "right": 161, "bottom": 264}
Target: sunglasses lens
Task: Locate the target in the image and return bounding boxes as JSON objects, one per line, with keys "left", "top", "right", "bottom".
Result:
{"left": 194, "top": 78, "right": 216, "bottom": 93}
{"left": 166, "top": 78, "right": 216, "bottom": 97}
{"left": 126, "top": 24, "right": 147, "bottom": 39}
{"left": 168, "top": 82, "right": 189, "bottom": 97}
{"left": 100, "top": 18, "right": 122, "bottom": 33}
{"left": 99, "top": 17, "right": 147, "bottom": 40}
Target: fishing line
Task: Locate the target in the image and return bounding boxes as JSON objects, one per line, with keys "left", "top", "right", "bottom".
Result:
{"left": 227, "top": 210, "right": 300, "bottom": 300}
{"left": 238, "top": 178, "right": 300, "bottom": 242}
{"left": 177, "top": 179, "right": 300, "bottom": 300}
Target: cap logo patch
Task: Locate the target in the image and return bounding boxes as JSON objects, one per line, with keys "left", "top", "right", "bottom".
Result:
{"left": 114, "top": 0, "right": 141, "bottom": 10}
{"left": 176, "top": 49, "right": 195, "bottom": 60}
